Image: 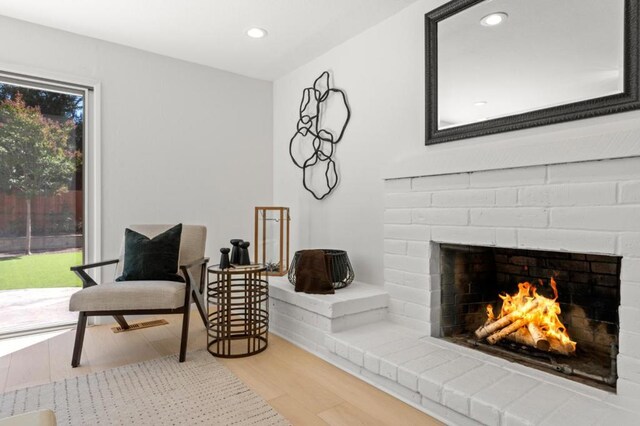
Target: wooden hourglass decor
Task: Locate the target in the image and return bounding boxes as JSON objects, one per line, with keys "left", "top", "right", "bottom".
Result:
{"left": 254, "top": 207, "right": 290, "bottom": 276}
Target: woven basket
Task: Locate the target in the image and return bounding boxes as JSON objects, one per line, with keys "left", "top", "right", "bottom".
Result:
{"left": 288, "top": 249, "right": 355, "bottom": 290}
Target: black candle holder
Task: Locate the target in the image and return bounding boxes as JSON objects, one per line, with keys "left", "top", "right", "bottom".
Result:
{"left": 230, "top": 239, "right": 243, "bottom": 264}
{"left": 238, "top": 241, "right": 251, "bottom": 265}
{"left": 219, "top": 248, "right": 231, "bottom": 270}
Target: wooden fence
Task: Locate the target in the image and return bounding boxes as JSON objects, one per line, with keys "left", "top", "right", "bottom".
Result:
{"left": 0, "top": 191, "right": 83, "bottom": 236}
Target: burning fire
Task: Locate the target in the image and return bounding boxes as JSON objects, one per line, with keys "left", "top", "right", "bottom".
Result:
{"left": 477, "top": 278, "right": 576, "bottom": 355}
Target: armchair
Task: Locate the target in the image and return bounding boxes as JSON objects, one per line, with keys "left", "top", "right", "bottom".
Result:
{"left": 69, "top": 224, "right": 209, "bottom": 367}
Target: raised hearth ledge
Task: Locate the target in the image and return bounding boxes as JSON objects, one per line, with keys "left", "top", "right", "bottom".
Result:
{"left": 383, "top": 111, "right": 640, "bottom": 180}
{"left": 269, "top": 277, "right": 388, "bottom": 319}
{"left": 268, "top": 278, "right": 389, "bottom": 346}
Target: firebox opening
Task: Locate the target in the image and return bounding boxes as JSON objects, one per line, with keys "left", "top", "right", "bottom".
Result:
{"left": 439, "top": 244, "right": 620, "bottom": 391}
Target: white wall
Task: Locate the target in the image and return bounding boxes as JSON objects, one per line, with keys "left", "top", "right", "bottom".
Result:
{"left": 0, "top": 15, "right": 273, "bottom": 262}
{"left": 273, "top": 0, "right": 640, "bottom": 286}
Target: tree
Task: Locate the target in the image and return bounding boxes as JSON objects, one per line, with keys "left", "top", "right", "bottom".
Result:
{"left": 0, "top": 94, "right": 80, "bottom": 254}
{"left": 0, "top": 84, "right": 82, "bottom": 121}
{"left": 0, "top": 83, "right": 84, "bottom": 191}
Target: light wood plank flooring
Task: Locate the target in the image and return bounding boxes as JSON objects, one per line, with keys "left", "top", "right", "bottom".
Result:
{"left": 0, "top": 313, "right": 442, "bottom": 425}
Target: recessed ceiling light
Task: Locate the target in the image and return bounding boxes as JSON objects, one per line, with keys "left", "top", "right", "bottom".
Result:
{"left": 480, "top": 12, "right": 508, "bottom": 27}
{"left": 246, "top": 28, "right": 268, "bottom": 39}
{"left": 474, "top": 101, "right": 488, "bottom": 107}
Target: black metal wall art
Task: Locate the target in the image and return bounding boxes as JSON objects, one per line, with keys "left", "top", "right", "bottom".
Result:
{"left": 289, "top": 71, "right": 351, "bottom": 200}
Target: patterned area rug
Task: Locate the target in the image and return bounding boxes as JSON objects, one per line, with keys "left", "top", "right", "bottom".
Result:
{"left": 0, "top": 350, "right": 289, "bottom": 425}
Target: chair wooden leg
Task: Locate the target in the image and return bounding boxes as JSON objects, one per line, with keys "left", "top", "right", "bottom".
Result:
{"left": 113, "top": 315, "right": 130, "bottom": 330}
{"left": 192, "top": 289, "right": 207, "bottom": 327}
{"left": 179, "top": 304, "right": 190, "bottom": 362}
{"left": 72, "top": 312, "right": 88, "bottom": 368}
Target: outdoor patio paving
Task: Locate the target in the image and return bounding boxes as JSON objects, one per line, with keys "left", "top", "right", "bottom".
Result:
{"left": 0, "top": 287, "right": 79, "bottom": 335}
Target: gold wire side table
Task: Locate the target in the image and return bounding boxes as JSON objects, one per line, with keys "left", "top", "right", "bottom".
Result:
{"left": 207, "top": 264, "right": 269, "bottom": 358}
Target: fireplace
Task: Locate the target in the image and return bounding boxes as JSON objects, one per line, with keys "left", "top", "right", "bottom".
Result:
{"left": 439, "top": 243, "right": 620, "bottom": 390}
{"left": 381, "top": 156, "right": 640, "bottom": 421}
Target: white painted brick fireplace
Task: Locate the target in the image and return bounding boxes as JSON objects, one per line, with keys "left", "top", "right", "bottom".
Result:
{"left": 381, "top": 156, "right": 640, "bottom": 424}
{"left": 271, "top": 155, "right": 640, "bottom": 425}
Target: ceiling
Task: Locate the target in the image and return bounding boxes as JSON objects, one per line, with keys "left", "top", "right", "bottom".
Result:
{"left": 0, "top": 0, "right": 418, "bottom": 81}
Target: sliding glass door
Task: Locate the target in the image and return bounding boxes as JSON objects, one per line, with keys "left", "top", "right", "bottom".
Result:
{"left": 0, "top": 75, "right": 87, "bottom": 336}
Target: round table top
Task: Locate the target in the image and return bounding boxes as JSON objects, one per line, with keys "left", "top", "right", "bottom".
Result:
{"left": 207, "top": 264, "right": 267, "bottom": 274}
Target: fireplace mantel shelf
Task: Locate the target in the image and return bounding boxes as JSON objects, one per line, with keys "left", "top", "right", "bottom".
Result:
{"left": 382, "top": 112, "right": 640, "bottom": 180}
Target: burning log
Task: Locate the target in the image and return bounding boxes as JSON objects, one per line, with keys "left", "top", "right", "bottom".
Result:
{"left": 483, "top": 310, "right": 571, "bottom": 352}
{"left": 474, "top": 299, "right": 540, "bottom": 340}
{"left": 506, "top": 327, "right": 536, "bottom": 347}
{"left": 547, "top": 336, "right": 576, "bottom": 356}
{"left": 487, "top": 318, "right": 528, "bottom": 344}
{"left": 475, "top": 278, "right": 576, "bottom": 356}
{"left": 527, "top": 322, "right": 550, "bottom": 351}
{"left": 505, "top": 329, "right": 574, "bottom": 356}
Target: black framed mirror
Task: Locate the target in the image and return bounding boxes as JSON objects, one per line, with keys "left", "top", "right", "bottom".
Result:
{"left": 426, "top": 0, "right": 639, "bottom": 145}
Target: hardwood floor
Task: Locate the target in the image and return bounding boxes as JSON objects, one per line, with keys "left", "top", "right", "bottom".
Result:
{"left": 0, "top": 313, "right": 442, "bottom": 425}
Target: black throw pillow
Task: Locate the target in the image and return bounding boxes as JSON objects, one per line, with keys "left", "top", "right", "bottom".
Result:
{"left": 116, "top": 224, "right": 184, "bottom": 282}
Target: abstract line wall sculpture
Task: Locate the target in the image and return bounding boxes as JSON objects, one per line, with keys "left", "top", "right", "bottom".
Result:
{"left": 289, "top": 71, "right": 351, "bottom": 200}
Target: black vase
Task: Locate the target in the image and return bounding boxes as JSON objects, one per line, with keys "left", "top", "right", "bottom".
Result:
{"left": 219, "top": 247, "right": 231, "bottom": 269}
{"left": 238, "top": 241, "right": 251, "bottom": 265}
{"left": 230, "top": 239, "right": 243, "bottom": 264}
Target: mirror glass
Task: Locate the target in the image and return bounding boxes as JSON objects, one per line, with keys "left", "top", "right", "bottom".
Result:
{"left": 437, "top": 0, "right": 625, "bottom": 130}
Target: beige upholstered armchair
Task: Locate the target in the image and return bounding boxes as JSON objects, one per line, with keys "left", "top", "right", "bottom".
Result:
{"left": 69, "top": 224, "right": 209, "bottom": 367}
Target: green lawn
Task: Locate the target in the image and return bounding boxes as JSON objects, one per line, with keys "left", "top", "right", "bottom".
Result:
{"left": 0, "top": 251, "right": 83, "bottom": 290}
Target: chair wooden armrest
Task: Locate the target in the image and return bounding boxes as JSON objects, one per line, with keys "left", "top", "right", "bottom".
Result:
{"left": 179, "top": 257, "right": 209, "bottom": 272}
{"left": 70, "top": 259, "right": 119, "bottom": 288}
{"left": 179, "top": 257, "right": 209, "bottom": 289}
{"left": 70, "top": 259, "right": 119, "bottom": 271}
